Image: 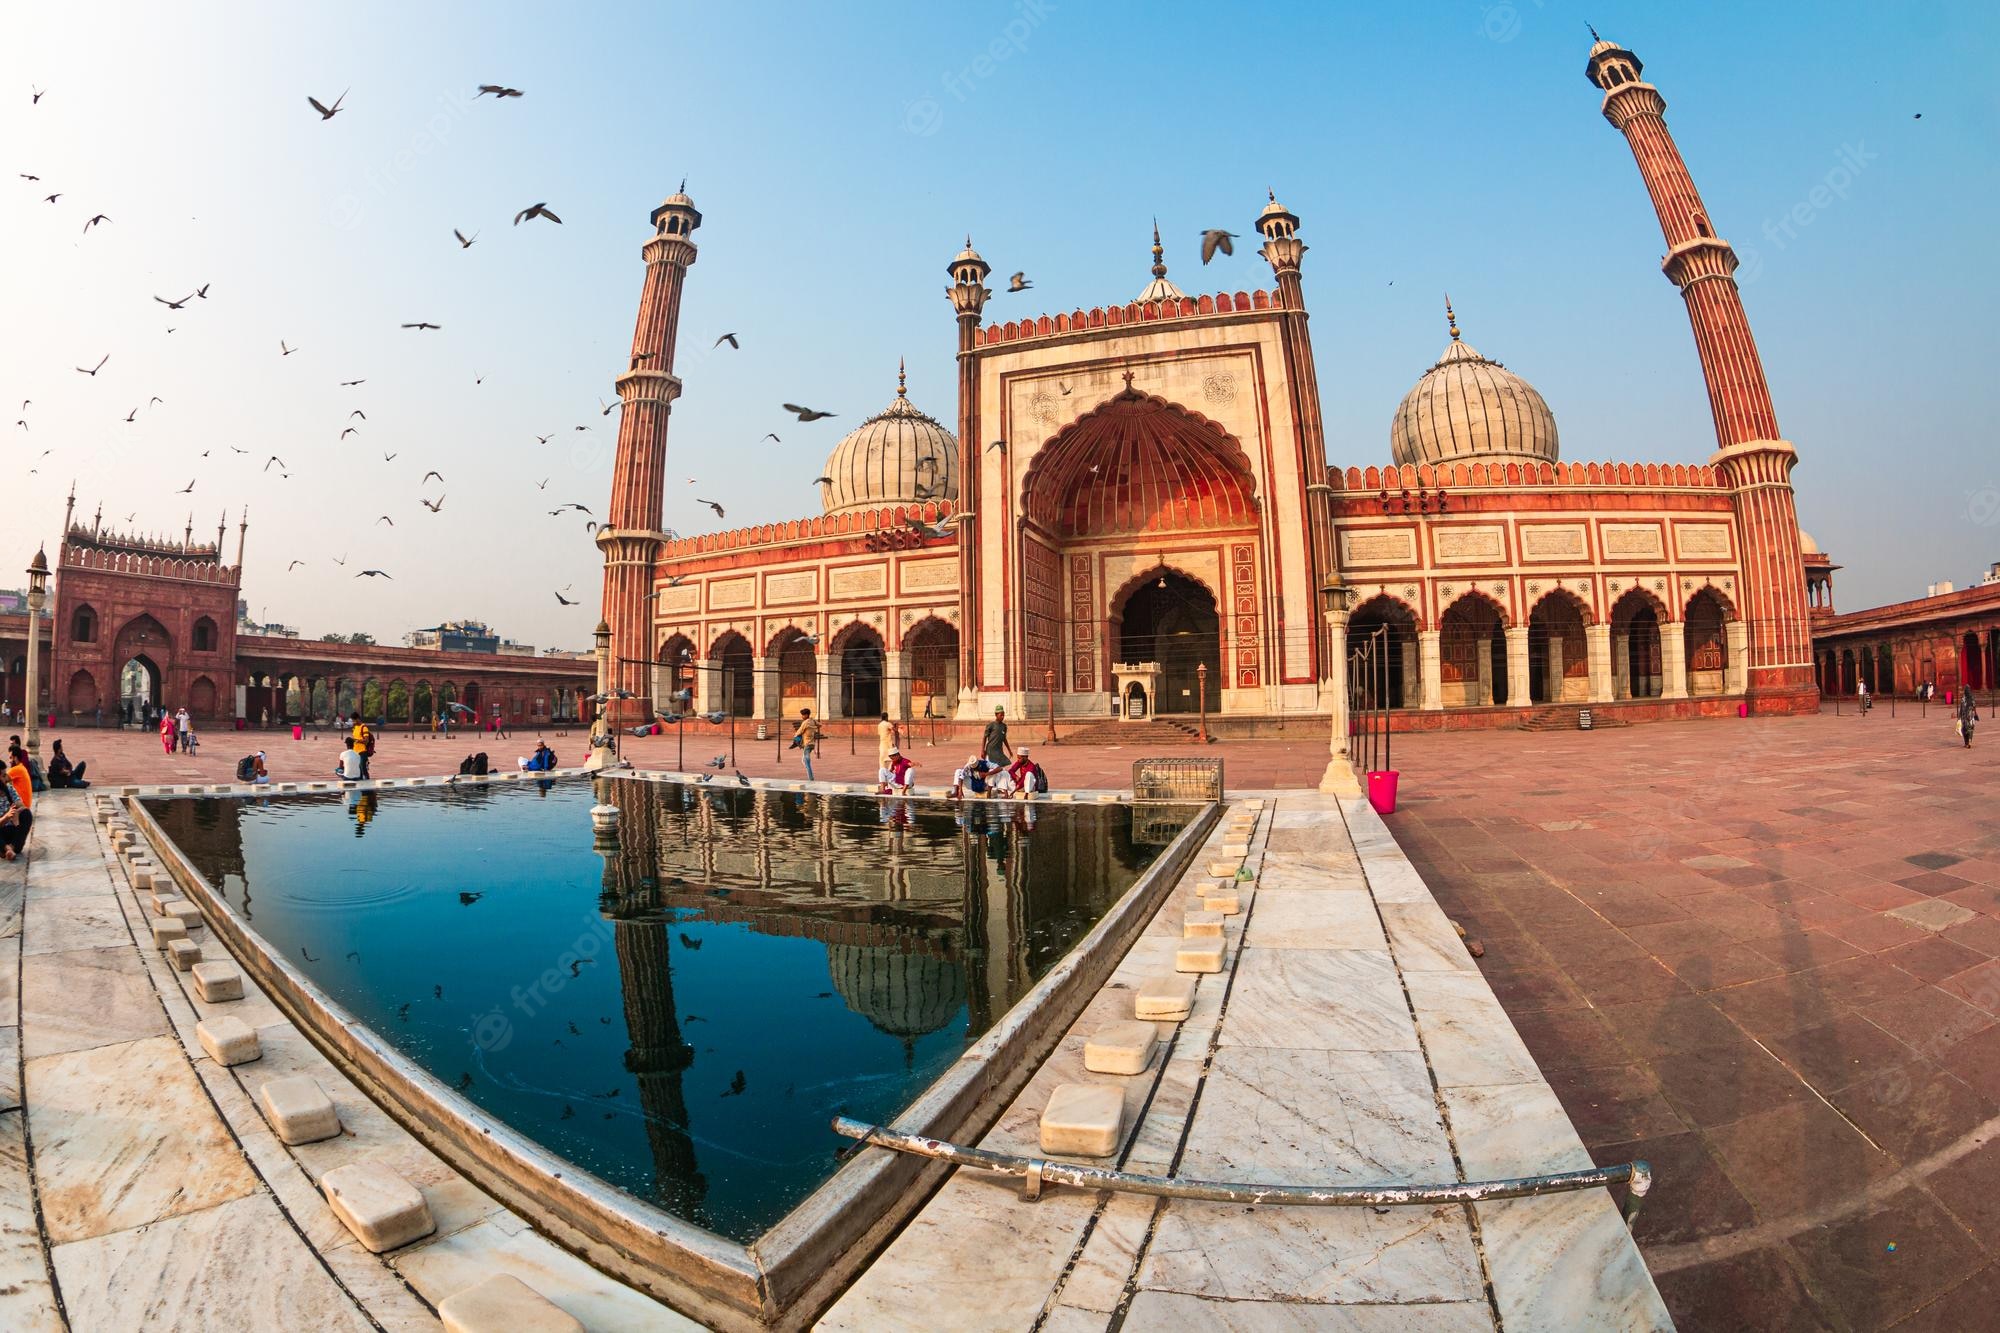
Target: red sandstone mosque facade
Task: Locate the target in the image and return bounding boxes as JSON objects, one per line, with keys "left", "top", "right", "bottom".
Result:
{"left": 592, "top": 34, "right": 1822, "bottom": 739}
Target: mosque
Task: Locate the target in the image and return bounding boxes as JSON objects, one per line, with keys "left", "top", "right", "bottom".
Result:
{"left": 592, "top": 33, "right": 1819, "bottom": 744}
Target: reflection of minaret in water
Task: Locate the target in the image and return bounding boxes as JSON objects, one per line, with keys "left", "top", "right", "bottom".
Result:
{"left": 596, "top": 778, "right": 706, "bottom": 1219}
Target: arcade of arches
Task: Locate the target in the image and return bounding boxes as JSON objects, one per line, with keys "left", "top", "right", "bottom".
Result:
{"left": 1345, "top": 587, "right": 1746, "bottom": 714}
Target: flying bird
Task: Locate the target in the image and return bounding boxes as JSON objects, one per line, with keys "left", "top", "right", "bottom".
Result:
{"left": 1059, "top": 380, "right": 1072, "bottom": 395}
{"left": 82, "top": 213, "right": 110, "bottom": 232}
{"left": 356, "top": 569, "right": 392, "bottom": 579}
{"left": 722, "top": 1071, "right": 747, "bottom": 1098}
{"left": 1200, "top": 229, "right": 1238, "bottom": 264}
{"left": 228, "top": 445, "right": 248, "bottom": 453}
{"left": 287, "top": 560, "right": 305, "bottom": 570}
{"left": 476, "top": 85, "right": 523, "bottom": 98}
{"left": 713, "top": 332, "right": 739, "bottom": 349}
{"left": 331, "top": 553, "right": 347, "bottom": 566}
{"left": 782, "top": 403, "right": 835, "bottom": 422}
{"left": 31, "top": 87, "right": 46, "bottom": 104}
{"left": 340, "top": 378, "right": 365, "bottom": 386}
{"left": 177, "top": 479, "right": 196, "bottom": 493}
{"left": 534, "top": 434, "right": 552, "bottom": 445}
{"left": 195, "top": 284, "right": 210, "bottom": 299}
{"left": 42, "top": 193, "right": 59, "bottom": 203}
{"left": 155, "top": 294, "right": 191, "bottom": 309}
{"left": 348, "top": 409, "right": 366, "bottom": 420}
{"left": 573, "top": 424, "right": 589, "bottom": 431}
{"left": 264, "top": 455, "right": 286, "bottom": 471}
{"left": 812, "top": 475, "right": 833, "bottom": 486}
{"left": 600, "top": 396, "right": 619, "bottom": 416}
{"left": 1007, "top": 271, "right": 1032, "bottom": 292}
{"left": 125, "top": 408, "right": 137, "bottom": 422}
{"left": 18, "top": 174, "right": 37, "bottom": 181}
{"left": 421, "top": 496, "right": 445, "bottom": 512}
{"left": 340, "top": 426, "right": 361, "bottom": 439}
{"left": 513, "top": 202, "right": 562, "bottom": 226}
{"left": 763, "top": 432, "right": 781, "bottom": 444}
{"left": 535, "top": 476, "right": 549, "bottom": 488}
{"left": 554, "top": 591, "right": 577, "bottom": 605}
{"left": 376, "top": 515, "right": 394, "bottom": 526}
{"left": 696, "top": 498, "right": 725, "bottom": 519}
{"left": 453, "top": 228, "right": 477, "bottom": 248}
{"left": 382, "top": 451, "right": 398, "bottom": 462}
{"left": 307, "top": 90, "right": 347, "bottom": 120}
{"left": 149, "top": 396, "right": 162, "bottom": 406}
{"left": 280, "top": 340, "right": 297, "bottom": 355}
{"left": 548, "top": 502, "right": 591, "bottom": 515}
{"left": 987, "top": 439, "right": 1007, "bottom": 453}
{"left": 400, "top": 322, "right": 441, "bottom": 331}
{"left": 422, "top": 470, "right": 444, "bottom": 485}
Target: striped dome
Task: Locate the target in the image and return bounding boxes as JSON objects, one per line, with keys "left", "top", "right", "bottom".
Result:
{"left": 1390, "top": 310, "right": 1559, "bottom": 469}
{"left": 819, "top": 364, "right": 959, "bottom": 517}
{"left": 827, "top": 944, "right": 967, "bottom": 1039}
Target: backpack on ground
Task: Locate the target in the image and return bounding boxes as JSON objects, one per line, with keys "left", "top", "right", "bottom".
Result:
{"left": 471, "top": 752, "right": 490, "bottom": 776}
{"left": 235, "top": 755, "right": 257, "bottom": 782}
{"left": 458, "top": 754, "right": 475, "bottom": 776}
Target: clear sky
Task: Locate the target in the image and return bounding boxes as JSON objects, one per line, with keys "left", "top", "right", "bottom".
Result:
{"left": 5, "top": 1, "right": 1995, "bottom": 648}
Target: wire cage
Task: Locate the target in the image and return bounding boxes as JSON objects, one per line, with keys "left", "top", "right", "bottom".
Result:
{"left": 1132, "top": 756, "right": 1224, "bottom": 803}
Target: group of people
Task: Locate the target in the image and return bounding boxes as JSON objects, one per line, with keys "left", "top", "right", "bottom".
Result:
{"left": 334, "top": 716, "right": 376, "bottom": 780}
{"left": 0, "top": 737, "right": 44, "bottom": 859}
{"left": 157, "top": 706, "right": 196, "bottom": 755}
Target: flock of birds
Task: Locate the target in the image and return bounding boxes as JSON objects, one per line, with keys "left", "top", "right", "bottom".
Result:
{"left": 17, "top": 77, "right": 1263, "bottom": 632}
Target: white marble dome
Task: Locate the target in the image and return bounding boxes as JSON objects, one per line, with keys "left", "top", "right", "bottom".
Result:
{"left": 1390, "top": 311, "right": 1559, "bottom": 469}
{"left": 820, "top": 364, "right": 959, "bottom": 517}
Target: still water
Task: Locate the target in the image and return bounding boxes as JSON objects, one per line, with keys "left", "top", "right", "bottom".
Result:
{"left": 145, "top": 777, "right": 1192, "bottom": 1240}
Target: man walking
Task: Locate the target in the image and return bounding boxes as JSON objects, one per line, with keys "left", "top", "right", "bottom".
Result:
{"left": 983, "top": 706, "right": 1013, "bottom": 767}
{"left": 175, "top": 706, "right": 191, "bottom": 753}
{"left": 794, "top": 707, "right": 821, "bottom": 782}
{"left": 1959, "top": 689, "right": 1980, "bottom": 748}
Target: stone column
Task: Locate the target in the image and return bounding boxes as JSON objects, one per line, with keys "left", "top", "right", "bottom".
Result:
{"left": 1725, "top": 620, "right": 1750, "bottom": 695}
{"left": 1474, "top": 635, "right": 1494, "bottom": 706}
{"left": 1611, "top": 627, "right": 1631, "bottom": 700}
{"left": 1319, "top": 607, "right": 1360, "bottom": 795}
{"left": 1418, "top": 631, "right": 1443, "bottom": 711}
{"left": 815, "top": 653, "right": 836, "bottom": 720}
{"left": 751, "top": 655, "right": 774, "bottom": 721}
{"left": 1586, "top": 623, "right": 1613, "bottom": 703}
{"left": 1505, "top": 626, "right": 1530, "bottom": 708}
{"left": 883, "top": 649, "right": 910, "bottom": 723}
{"left": 693, "top": 659, "right": 719, "bottom": 714}
{"left": 1662, "top": 626, "right": 1689, "bottom": 699}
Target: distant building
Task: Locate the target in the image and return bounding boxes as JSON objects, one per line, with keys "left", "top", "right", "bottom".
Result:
{"left": 405, "top": 619, "right": 502, "bottom": 654}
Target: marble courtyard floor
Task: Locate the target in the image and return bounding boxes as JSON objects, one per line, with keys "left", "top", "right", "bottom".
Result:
{"left": 1388, "top": 708, "right": 2000, "bottom": 1331}
{"left": 0, "top": 735, "right": 1669, "bottom": 1329}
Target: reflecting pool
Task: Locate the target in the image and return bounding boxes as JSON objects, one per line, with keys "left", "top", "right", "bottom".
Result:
{"left": 145, "top": 777, "right": 1195, "bottom": 1241}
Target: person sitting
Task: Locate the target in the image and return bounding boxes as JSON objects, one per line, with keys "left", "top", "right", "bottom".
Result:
{"left": 885, "top": 748, "right": 918, "bottom": 794}
{"left": 252, "top": 752, "right": 271, "bottom": 785}
{"left": 46, "top": 740, "right": 87, "bottom": 789}
{"left": 0, "top": 768, "right": 26, "bottom": 860}
{"left": 951, "top": 753, "right": 998, "bottom": 799}
{"left": 1009, "top": 747, "right": 1049, "bottom": 797}
{"left": 335, "top": 746, "right": 364, "bottom": 780}
{"left": 535, "top": 741, "right": 556, "bottom": 770}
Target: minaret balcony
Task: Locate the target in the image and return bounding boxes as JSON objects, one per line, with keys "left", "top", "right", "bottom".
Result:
{"left": 1600, "top": 81, "right": 1665, "bottom": 129}
{"left": 614, "top": 368, "right": 684, "bottom": 405}
{"left": 1661, "top": 235, "right": 1739, "bottom": 289}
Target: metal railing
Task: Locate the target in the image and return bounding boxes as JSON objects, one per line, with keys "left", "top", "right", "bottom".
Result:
{"left": 831, "top": 1117, "right": 1652, "bottom": 1226}
{"left": 1348, "top": 624, "right": 1390, "bottom": 775}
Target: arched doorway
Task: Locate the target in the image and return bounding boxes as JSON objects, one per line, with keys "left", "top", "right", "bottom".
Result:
{"left": 1114, "top": 571, "right": 1219, "bottom": 716}
{"left": 904, "top": 618, "right": 960, "bottom": 719}
{"left": 1528, "top": 593, "right": 1588, "bottom": 704}
{"left": 68, "top": 670, "right": 101, "bottom": 719}
{"left": 711, "top": 632, "right": 754, "bottom": 717}
{"left": 121, "top": 655, "right": 162, "bottom": 722}
{"left": 770, "top": 628, "right": 817, "bottom": 717}
{"left": 1438, "top": 595, "right": 1507, "bottom": 708}
{"left": 1610, "top": 590, "right": 1663, "bottom": 700}
{"left": 835, "top": 624, "right": 885, "bottom": 720}
{"left": 659, "top": 634, "right": 695, "bottom": 713}
{"left": 1965, "top": 632, "right": 1987, "bottom": 692}
{"left": 1685, "top": 591, "right": 1729, "bottom": 696}
{"left": 1347, "top": 596, "right": 1419, "bottom": 708}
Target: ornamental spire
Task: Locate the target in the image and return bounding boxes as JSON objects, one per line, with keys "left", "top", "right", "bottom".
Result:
{"left": 1445, "top": 294, "right": 1460, "bottom": 340}
{"left": 1150, "top": 218, "right": 1168, "bottom": 280}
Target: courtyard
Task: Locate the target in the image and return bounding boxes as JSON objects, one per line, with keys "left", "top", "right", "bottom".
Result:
{"left": 1388, "top": 707, "right": 2000, "bottom": 1331}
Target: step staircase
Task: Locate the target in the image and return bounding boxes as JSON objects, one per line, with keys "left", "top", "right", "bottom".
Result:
{"left": 1059, "top": 717, "right": 1210, "bottom": 746}
{"left": 1517, "top": 704, "right": 1629, "bottom": 732}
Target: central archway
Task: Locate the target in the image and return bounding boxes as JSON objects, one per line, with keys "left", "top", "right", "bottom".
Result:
{"left": 1022, "top": 390, "right": 1258, "bottom": 539}
{"left": 121, "top": 655, "right": 161, "bottom": 721}
{"left": 1113, "top": 571, "right": 1219, "bottom": 715}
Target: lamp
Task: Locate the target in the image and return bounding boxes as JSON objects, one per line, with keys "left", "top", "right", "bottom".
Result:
{"left": 23, "top": 548, "right": 49, "bottom": 758}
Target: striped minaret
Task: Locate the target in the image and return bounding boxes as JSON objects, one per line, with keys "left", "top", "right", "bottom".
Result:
{"left": 599, "top": 185, "right": 700, "bottom": 723}
{"left": 947, "top": 238, "right": 991, "bottom": 718}
{"left": 1588, "top": 36, "right": 1818, "bottom": 711}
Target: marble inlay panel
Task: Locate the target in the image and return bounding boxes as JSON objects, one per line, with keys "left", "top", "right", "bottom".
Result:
{"left": 22, "top": 893, "right": 130, "bottom": 956}
{"left": 1218, "top": 950, "right": 1417, "bottom": 1053}
{"left": 20, "top": 946, "right": 167, "bottom": 1059}
{"left": 0, "top": 1112, "right": 63, "bottom": 1332}
{"left": 1246, "top": 891, "right": 1387, "bottom": 951}
{"left": 1125, "top": 1290, "right": 1494, "bottom": 1331}
{"left": 26, "top": 1034, "right": 258, "bottom": 1244}
{"left": 1179, "top": 1047, "right": 1453, "bottom": 1184}
{"left": 1475, "top": 1193, "right": 1673, "bottom": 1332}
{"left": 1139, "top": 1199, "right": 1484, "bottom": 1306}
{"left": 50, "top": 1192, "right": 373, "bottom": 1332}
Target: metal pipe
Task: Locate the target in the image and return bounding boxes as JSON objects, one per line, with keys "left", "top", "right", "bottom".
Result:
{"left": 831, "top": 1118, "right": 1651, "bottom": 1225}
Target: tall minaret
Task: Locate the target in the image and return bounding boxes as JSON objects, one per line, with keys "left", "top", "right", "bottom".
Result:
{"left": 1588, "top": 35, "right": 1817, "bottom": 710}
{"left": 599, "top": 183, "right": 700, "bottom": 723}
{"left": 947, "top": 237, "right": 991, "bottom": 717}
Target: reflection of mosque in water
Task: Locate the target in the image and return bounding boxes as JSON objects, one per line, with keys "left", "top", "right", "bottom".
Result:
{"left": 591, "top": 776, "right": 1190, "bottom": 1211}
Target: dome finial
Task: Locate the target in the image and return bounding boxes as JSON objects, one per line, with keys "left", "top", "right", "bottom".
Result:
{"left": 1268, "top": 188, "right": 1276, "bottom": 202}
{"left": 1150, "top": 217, "right": 1167, "bottom": 280}
{"left": 1587, "top": 20, "right": 1600, "bottom": 41}
{"left": 896, "top": 356, "right": 907, "bottom": 399}
{"left": 1445, "top": 293, "right": 1460, "bottom": 340}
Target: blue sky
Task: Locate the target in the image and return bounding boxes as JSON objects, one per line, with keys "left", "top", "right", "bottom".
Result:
{"left": 4, "top": 0, "right": 1995, "bottom": 647}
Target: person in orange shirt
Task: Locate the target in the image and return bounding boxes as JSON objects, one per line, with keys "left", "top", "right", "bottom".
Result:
{"left": 5, "top": 744, "right": 31, "bottom": 810}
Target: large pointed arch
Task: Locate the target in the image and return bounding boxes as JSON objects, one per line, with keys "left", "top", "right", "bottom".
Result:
{"left": 1020, "top": 389, "right": 1259, "bottom": 537}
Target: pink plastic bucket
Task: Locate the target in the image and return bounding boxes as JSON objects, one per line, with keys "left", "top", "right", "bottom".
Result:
{"left": 1367, "top": 769, "right": 1400, "bottom": 817}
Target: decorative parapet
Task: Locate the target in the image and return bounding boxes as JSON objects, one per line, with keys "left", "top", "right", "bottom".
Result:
{"left": 660, "top": 500, "right": 956, "bottom": 561}
{"left": 1326, "top": 460, "right": 1726, "bottom": 492}
{"left": 978, "top": 290, "right": 1281, "bottom": 347}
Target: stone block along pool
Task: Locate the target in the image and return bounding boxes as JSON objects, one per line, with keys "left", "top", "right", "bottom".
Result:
{"left": 140, "top": 774, "right": 1207, "bottom": 1321}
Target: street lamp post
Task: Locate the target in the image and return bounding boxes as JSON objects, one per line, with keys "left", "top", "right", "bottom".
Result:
{"left": 24, "top": 548, "right": 49, "bottom": 760}
{"left": 1318, "top": 574, "right": 1362, "bottom": 796}
{"left": 1195, "top": 661, "right": 1209, "bottom": 743}
{"left": 1044, "top": 668, "right": 1056, "bottom": 745}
